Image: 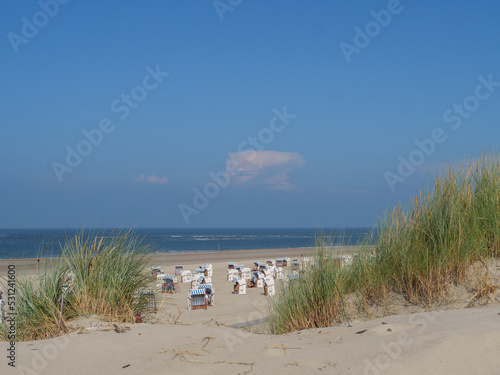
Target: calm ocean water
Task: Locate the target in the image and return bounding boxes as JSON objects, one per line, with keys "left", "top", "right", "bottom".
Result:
{"left": 0, "top": 228, "right": 373, "bottom": 259}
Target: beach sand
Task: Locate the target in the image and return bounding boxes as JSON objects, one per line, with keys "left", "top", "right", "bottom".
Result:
{"left": 1, "top": 247, "right": 499, "bottom": 374}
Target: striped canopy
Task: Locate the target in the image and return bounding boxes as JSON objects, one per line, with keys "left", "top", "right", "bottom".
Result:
{"left": 190, "top": 289, "right": 206, "bottom": 296}
{"left": 198, "top": 284, "right": 212, "bottom": 290}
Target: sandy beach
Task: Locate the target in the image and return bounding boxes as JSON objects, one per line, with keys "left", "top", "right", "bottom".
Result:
{"left": 1, "top": 247, "right": 500, "bottom": 374}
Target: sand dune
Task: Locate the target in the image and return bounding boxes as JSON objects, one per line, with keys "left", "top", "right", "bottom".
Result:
{"left": 1, "top": 248, "right": 499, "bottom": 375}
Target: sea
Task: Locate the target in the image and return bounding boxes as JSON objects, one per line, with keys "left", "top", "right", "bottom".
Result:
{"left": 0, "top": 228, "right": 373, "bottom": 259}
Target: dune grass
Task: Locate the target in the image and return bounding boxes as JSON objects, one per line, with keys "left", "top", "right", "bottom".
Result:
{"left": 268, "top": 243, "right": 350, "bottom": 334}
{"left": 269, "top": 152, "right": 500, "bottom": 334}
{"left": 0, "top": 230, "right": 153, "bottom": 341}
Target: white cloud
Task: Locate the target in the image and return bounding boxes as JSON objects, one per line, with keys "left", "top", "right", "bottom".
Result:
{"left": 134, "top": 174, "right": 145, "bottom": 183}
{"left": 226, "top": 150, "right": 305, "bottom": 191}
{"left": 134, "top": 174, "right": 168, "bottom": 184}
{"left": 147, "top": 175, "right": 169, "bottom": 184}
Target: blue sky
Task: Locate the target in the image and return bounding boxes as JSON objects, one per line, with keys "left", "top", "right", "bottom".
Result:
{"left": 1, "top": 0, "right": 499, "bottom": 228}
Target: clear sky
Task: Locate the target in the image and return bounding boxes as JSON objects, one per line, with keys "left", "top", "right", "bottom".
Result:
{"left": 1, "top": 1, "right": 499, "bottom": 228}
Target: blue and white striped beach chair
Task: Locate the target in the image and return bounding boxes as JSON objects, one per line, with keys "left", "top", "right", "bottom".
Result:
{"left": 187, "top": 288, "right": 208, "bottom": 310}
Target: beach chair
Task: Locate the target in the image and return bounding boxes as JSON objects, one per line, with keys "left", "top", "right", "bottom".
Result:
{"left": 276, "top": 258, "right": 284, "bottom": 267}
{"left": 266, "top": 259, "right": 276, "bottom": 267}
{"left": 263, "top": 268, "right": 274, "bottom": 278}
{"left": 258, "top": 262, "right": 267, "bottom": 272}
{"left": 140, "top": 291, "right": 156, "bottom": 311}
{"left": 227, "top": 262, "right": 235, "bottom": 270}
{"left": 204, "top": 264, "right": 213, "bottom": 277}
{"left": 238, "top": 283, "right": 246, "bottom": 295}
{"left": 181, "top": 270, "right": 192, "bottom": 283}
{"left": 187, "top": 289, "right": 208, "bottom": 310}
{"left": 342, "top": 255, "right": 353, "bottom": 266}
{"left": 264, "top": 277, "right": 275, "bottom": 296}
{"left": 331, "top": 257, "right": 344, "bottom": 269}
{"left": 175, "top": 265, "right": 184, "bottom": 276}
{"left": 227, "top": 269, "right": 238, "bottom": 281}
{"left": 194, "top": 268, "right": 205, "bottom": 276}
{"left": 236, "top": 265, "right": 245, "bottom": 279}
{"left": 242, "top": 267, "right": 252, "bottom": 280}
{"left": 151, "top": 266, "right": 163, "bottom": 279}
{"left": 156, "top": 273, "right": 166, "bottom": 287}
{"left": 191, "top": 275, "right": 204, "bottom": 289}
{"left": 172, "top": 276, "right": 179, "bottom": 291}
{"left": 275, "top": 267, "right": 284, "bottom": 280}
{"left": 162, "top": 277, "right": 175, "bottom": 294}
{"left": 292, "top": 259, "right": 300, "bottom": 271}
{"left": 232, "top": 278, "right": 246, "bottom": 295}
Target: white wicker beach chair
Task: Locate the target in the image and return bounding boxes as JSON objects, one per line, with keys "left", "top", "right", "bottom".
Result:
{"left": 264, "top": 277, "right": 275, "bottom": 296}
{"left": 227, "top": 269, "right": 238, "bottom": 281}
{"left": 266, "top": 259, "right": 276, "bottom": 267}
{"left": 187, "top": 289, "right": 207, "bottom": 310}
{"left": 238, "top": 283, "right": 246, "bottom": 295}
{"left": 181, "top": 270, "right": 192, "bottom": 283}
{"left": 242, "top": 267, "right": 252, "bottom": 280}
{"left": 275, "top": 267, "right": 284, "bottom": 280}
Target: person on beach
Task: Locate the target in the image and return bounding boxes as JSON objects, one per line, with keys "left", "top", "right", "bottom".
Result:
{"left": 37, "top": 258, "right": 40, "bottom": 264}
{"left": 248, "top": 272, "right": 258, "bottom": 288}
{"left": 205, "top": 288, "right": 211, "bottom": 305}
{"left": 233, "top": 281, "right": 239, "bottom": 294}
